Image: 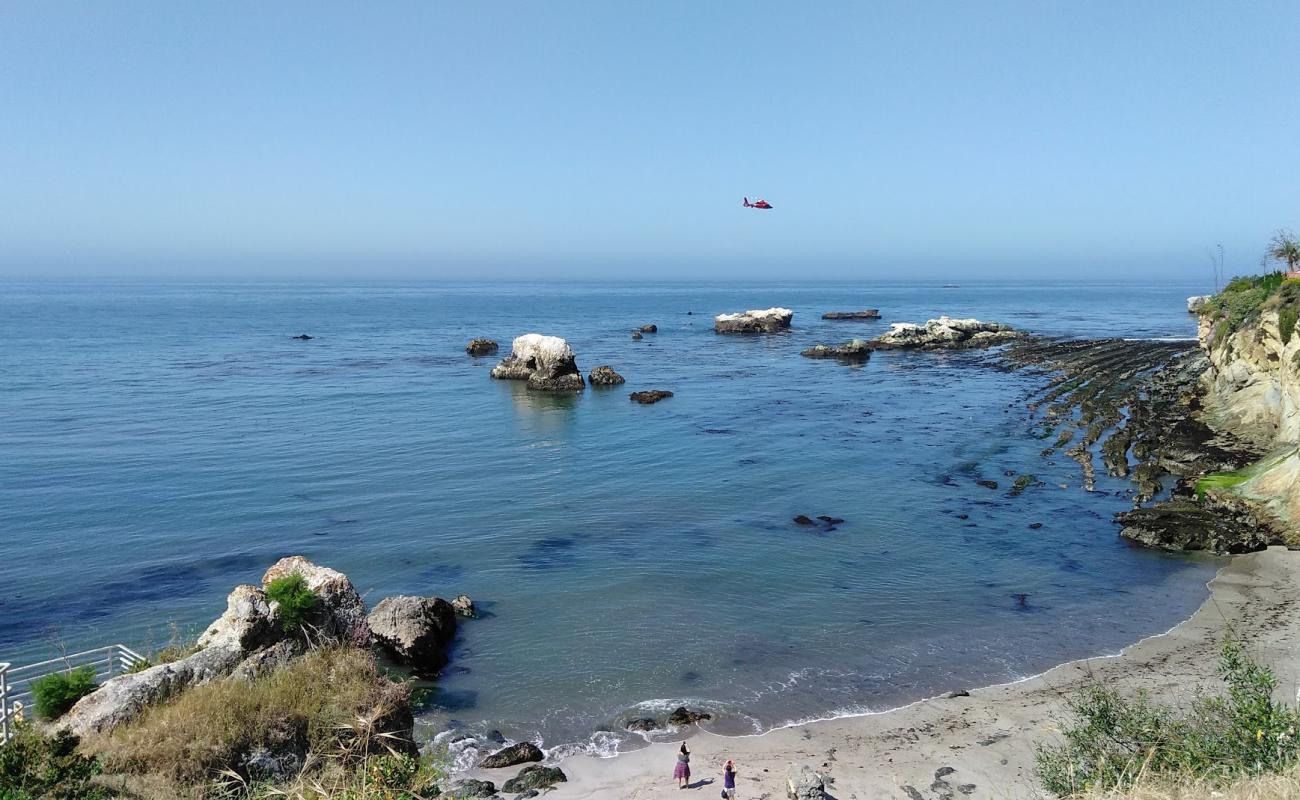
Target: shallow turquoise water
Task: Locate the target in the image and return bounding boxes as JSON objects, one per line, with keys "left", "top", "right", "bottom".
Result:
{"left": 0, "top": 278, "right": 1220, "bottom": 754}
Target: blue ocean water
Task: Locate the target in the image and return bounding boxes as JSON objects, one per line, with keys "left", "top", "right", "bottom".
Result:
{"left": 0, "top": 278, "right": 1219, "bottom": 754}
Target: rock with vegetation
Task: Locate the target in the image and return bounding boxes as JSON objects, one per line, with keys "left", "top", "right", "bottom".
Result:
{"left": 1187, "top": 295, "right": 1212, "bottom": 313}
{"left": 630, "top": 389, "right": 673, "bottom": 404}
{"left": 800, "top": 339, "right": 872, "bottom": 361}
{"left": 501, "top": 764, "right": 567, "bottom": 793}
{"left": 490, "top": 333, "right": 585, "bottom": 391}
{"left": 588, "top": 365, "right": 626, "bottom": 385}
{"left": 714, "top": 307, "right": 794, "bottom": 333}
{"left": 822, "top": 309, "right": 880, "bottom": 320}
{"left": 367, "top": 595, "right": 458, "bottom": 676}
{"left": 479, "top": 740, "right": 544, "bottom": 769}
{"left": 466, "top": 338, "right": 498, "bottom": 356}
{"left": 869, "top": 316, "right": 1021, "bottom": 350}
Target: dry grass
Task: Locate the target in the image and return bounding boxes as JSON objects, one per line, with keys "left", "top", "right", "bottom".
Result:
{"left": 87, "top": 646, "right": 411, "bottom": 793}
{"left": 1084, "top": 768, "right": 1300, "bottom": 800}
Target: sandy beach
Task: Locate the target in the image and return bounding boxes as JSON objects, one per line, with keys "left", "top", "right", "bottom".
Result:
{"left": 470, "top": 547, "right": 1300, "bottom": 800}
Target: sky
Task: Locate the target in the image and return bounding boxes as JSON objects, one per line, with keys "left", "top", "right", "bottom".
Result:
{"left": 1, "top": 1, "right": 1298, "bottom": 280}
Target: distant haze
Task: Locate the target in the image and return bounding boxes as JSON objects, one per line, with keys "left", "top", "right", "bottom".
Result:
{"left": 1, "top": 1, "right": 1297, "bottom": 280}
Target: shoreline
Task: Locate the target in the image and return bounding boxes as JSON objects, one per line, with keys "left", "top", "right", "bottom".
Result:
{"left": 470, "top": 547, "right": 1300, "bottom": 799}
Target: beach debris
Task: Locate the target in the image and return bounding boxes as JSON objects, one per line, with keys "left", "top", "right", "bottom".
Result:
{"left": 466, "top": 338, "right": 498, "bottom": 356}
{"left": 667, "top": 706, "right": 711, "bottom": 725}
{"left": 479, "top": 741, "right": 543, "bottom": 769}
{"left": 588, "top": 365, "right": 626, "bottom": 386}
{"left": 291, "top": 333, "right": 313, "bottom": 340}
{"left": 800, "top": 339, "right": 872, "bottom": 361}
{"left": 501, "top": 765, "right": 567, "bottom": 794}
{"left": 786, "top": 764, "right": 827, "bottom": 799}
{"left": 451, "top": 594, "right": 477, "bottom": 618}
{"left": 715, "top": 307, "right": 793, "bottom": 334}
{"left": 367, "top": 595, "right": 458, "bottom": 677}
{"left": 868, "top": 317, "right": 1021, "bottom": 350}
{"left": 629, "top": 389, "right": 673, "bottom": 404}
{"left": 639, "top": 323, "right": 658, "bottom": 333}
{"left": 490, "top": 333, "right": 585, "bottom": 391}
{"left": 822, "top": 309, "right": 881, "bottom": 320}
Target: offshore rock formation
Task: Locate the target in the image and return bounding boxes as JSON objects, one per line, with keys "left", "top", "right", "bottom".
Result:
{"left": 869, "top": 317, "right": 1021, "bottom": 350}
{"left": 466, "top": 338, "right": 498, "bottom": 356}
{"left": 630, "top": 389, "right": 673, "bottom": 404}
{"left": 801, "top": 339, "right": 872, "bottom": 361}
{"left": 822, "top": 309, "right": 880, "bottom": 320}
{"left": 367, "top": 595, "right": 458, "bottom": 676}
{"left": 714, "top": 307, "right": 794, "bottom": 333}
{"left": 588, "top": 365, "right": 626, "bottom": 385}
{"left": 490, "top": 334, "right": 585, "bottom": 391}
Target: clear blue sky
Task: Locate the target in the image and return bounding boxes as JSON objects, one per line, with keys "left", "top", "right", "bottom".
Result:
{"left": 2, "top": 1, "right": 1297, "bottom": 279}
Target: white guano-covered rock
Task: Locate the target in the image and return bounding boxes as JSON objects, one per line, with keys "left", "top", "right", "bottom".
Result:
{"left": 1188, "top": 295, "right": 1212, "bottom": 313}
{"left": 490, "top": 333, "right": 585, "bottom": 391}
{"left": 870, "top": 316, "right": 1020, "bottom": 350}
{"left": 714, "top": 307, "right": 794, "bottom": 333}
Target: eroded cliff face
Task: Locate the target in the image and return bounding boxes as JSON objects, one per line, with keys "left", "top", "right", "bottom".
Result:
{"left": 1198, "top": 310, "right": 1300, "bottom": 532}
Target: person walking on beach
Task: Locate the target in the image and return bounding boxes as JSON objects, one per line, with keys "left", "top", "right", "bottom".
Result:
{"left": 674, "top": 742, "right": 691, "bottom": 788}
{"left": 722, "top": 759, "right": 738, "bottom": 798}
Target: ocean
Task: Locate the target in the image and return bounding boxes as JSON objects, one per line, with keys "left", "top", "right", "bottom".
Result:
{"left": 0, "top": 277, "right": 1221, "bottom": 758}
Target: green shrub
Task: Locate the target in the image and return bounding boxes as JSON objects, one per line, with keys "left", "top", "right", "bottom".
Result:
{"left": 1036, "top": 641, "right": 1300, "bottom": 796}
{"left": 0, "top": 721, "right": 107, "bottom": 800}
{"left": 31, "top": 666, "right": 98, "bottom": 720}
{"left": 267, "top": 573, "right": 319, "bottom": 633}
{"left": 1279, "top": 305, "right": 1297, "bottom": 346}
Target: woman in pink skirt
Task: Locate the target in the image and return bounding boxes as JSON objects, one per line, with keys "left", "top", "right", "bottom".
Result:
{"left": 674, "top": 742, "right": 691, "bottom": 788}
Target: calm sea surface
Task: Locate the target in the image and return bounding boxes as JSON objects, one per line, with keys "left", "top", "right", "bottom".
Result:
{"left": 0, "top": 278, "right": 1220, "bottom": 756}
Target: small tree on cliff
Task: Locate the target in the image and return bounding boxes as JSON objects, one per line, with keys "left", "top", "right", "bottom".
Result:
{"left": 1265, "top": 229, "right": 1300, "bottom": 273}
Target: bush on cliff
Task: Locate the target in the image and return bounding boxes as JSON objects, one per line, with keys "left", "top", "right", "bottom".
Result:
{"left": 0, "top": 721, "right": 107, "bottom": 800}
{"left": 1203, "top": 272, "right": 1300, "bottom": 344}
{"left": 1036, "top": 640, "right": 1300, "bottom": 797}
{"left": 31, "top": 666, "right": 99, "bottom": 720}
{"left": 88, "top": 647, "right": 413, "bottom": 791}
{"left": 267, "top": 574, "right": 320, "bottom": 633}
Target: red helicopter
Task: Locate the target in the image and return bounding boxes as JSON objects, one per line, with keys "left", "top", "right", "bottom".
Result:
{"left": 743, "top": 197, "right": 773, "bottom": 209}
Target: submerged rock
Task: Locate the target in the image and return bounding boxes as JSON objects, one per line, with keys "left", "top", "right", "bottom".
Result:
{"left": 490, "top": 334, "right": 585, "bottom": 391}
{"left": 801, "top": 339, "right": 872, "bottom": 361}
{"left": 869, "top": 317, "right": 1021, "bottom": 350}
{"left": 715, "top": 307, "right": 793, "bottom": 333}
{"left": 480, "top": 741, "right": 544, "bottom": 769}
{"left": 501, "top": 765, "right": 567, "bottom": 793}
{"left": 631, "top": 331, "right": 643, "bottom": 340}
{"left": 630, "top": 390, "right": 673, "bottom": 404}
{"left": 466, "top": 338, "right": 498, "bottom": 356}
{"left": 793, "top": 515, "right": 816, "bottom": 525}
{"left": 291, "top": 334, "right": 313, "bottom": 340}
{"left": 367, "top": 596, "right": 457, "bottom": 675}
{"left": 822, "top": 309, "right": 880, "bottom": 320}
{"left": 588, "top": 365, "right": 626, "bottom": 386}
{"left": 639, "top": 324, "right": 658, "bottom": 333}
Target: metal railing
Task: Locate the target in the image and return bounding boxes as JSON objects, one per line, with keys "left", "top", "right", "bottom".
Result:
{"left": 1, "top": 644, "right": 145, "bottom": 744}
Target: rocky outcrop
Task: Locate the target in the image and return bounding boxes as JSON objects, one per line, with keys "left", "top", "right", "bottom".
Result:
{"left": 822, "top": 309, "right": 880, "bottom": 320}
{"left": 588, "top": 365, "right": 625, "bottom": 386}
{"left": 668, "top": 706, "right": 711, "bottom": 725}
{"left": 1187, "top": 295, "right": 1212, "bottom": 313}
{"left": 367, "top": 596, "right": 457, "bottom": 676}
{"left": 869, "top": 317, "right": 1021, "bottom": 350}
{"left": 800, "top": 339, "right": 871, "bottom": 361}
{"left": 444, "top": 779, "right": 497, "bottom": 798}
{"left": 451, "top": 594, "right": 477, "bottom": 618}
{"left": 466, "top": 338, "right": 498, "bottom": 356}
{"left": 501, "top": 765, "right": 567, "bottom": 793}
{"left": 630, "top": 390, "right": 673, "bottom": 404}
{"left": 490, "top": 334, "right": 585, "bottom": 391}
{"left": 625, "top": 717, "right": 658, "bottom": 731}
{"left": 64, "top": 556, "right": 371, "bottom": 736}
{"left": 1198, "top": 304, "right": 1300, "bottom": 531}
{"left": 479, "top": 741, "right": 544, "bottom": 769}
{"left": 715, "top": 307, "right": 793, "bottom": 333}
{"left": 1117, "top": 499, "right": 1278, "bottom": 553}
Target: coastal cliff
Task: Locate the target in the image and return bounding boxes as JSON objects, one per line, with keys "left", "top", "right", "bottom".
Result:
{"left": 1196, "top": 276, "right": 1300, "bottom": 532}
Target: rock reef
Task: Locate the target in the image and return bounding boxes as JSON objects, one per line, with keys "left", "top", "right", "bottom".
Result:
{"left": 715, "top": 307, "right": 793, "bottom": 334}
{"left": 490, "top": 333, "right": 585, "bottom": 391}
{"left": 870, "top": 317, "right": 1021, "bottom": 350}
{"left": 801, "top": 339, "right": 872, "bottom": 361}
{"left": 822, "top": 309, "right": 880, "bottom": 320}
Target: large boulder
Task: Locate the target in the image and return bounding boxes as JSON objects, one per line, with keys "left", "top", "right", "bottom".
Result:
{"left": 869, "top": 317, "right": 1021, "bottom": 350}
{"left": 367, "top": 596, "right": 457, "bottom": 676}
{"left": 262, "top": 556, "right": 369, "bottom": 643}
{"left": 787, "top": 765, "right": 827, "bottom": 799}
{"left": 668, "top": 706, "right": 711, "bottom": 725}
{"left": 800, "top": 339, "right": 872, "bottom": 361}
{"left": 490, "top": 334, "right": 585, "bottom": 391}
{"left": 480, "top": 741, "right": 544, "bottom": 769}
{"left": 197, "top": 583, "right": 280, "bottom": 651}
{"left": 715, "top": 307, "right": 793, "bottom": 333}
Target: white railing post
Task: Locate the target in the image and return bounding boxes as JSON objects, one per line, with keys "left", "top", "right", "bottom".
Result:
{"left": 1, "top": 662, "right": 10, "bottom": 745}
